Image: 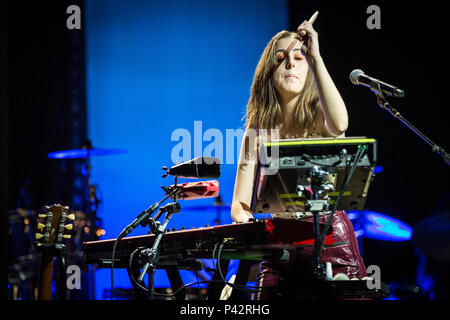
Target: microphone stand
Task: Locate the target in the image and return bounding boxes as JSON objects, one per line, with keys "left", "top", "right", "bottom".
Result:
{"left": 137, "top": 178, "right": 182, "bottom": 300}
{"left": 372, "top": 85, "right": 450, "bottom": 165}
{"left": 111, "top": 179, "right": 181, "bottom": 300}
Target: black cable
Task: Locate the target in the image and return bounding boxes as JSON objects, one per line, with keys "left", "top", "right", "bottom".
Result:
{"left": 300, "top": 154, "right": 335, "bottom": 168}
{"left": 213, "top": 242, "right": 277, "bottom": 294}
{"left": 127, "top": 246, "right": 216, "bottom": 298}
{"left": 211, "top": 243, "right": 218, "bottom": 272}
{"left": 316, "top": 146, "right": 365, "bottom": 252}
{"left": 127, "top": 247, "right": 151, "bottom": 293}
{"left": 110, "top": 187, "right": 180, "bottom": 299}
{"left": 126, "top": 247, "right": 228, "bottom": 298}
{"left": 313, "top": 145, "right": 367, "bottom": 262}
{"left": 342, "top": 149, "right": 349, "bottom": 186}
{"left": 154, "top": 280, "right": 220, "bottom": 298}
{"left": 127, "top": 247, "right": 207, "bottom": 299}
{"left": 110, "top": 238, "right": 120, "bottom": 300}
{"left": 110, "top": 226, "right": 138, "bottom": 300}
{"left": 110, "top": 197, "right": 170, "bottom": 300}
{"left": 125, "top": 242, "right": 279, "bottom": 299}
{"left": 195, "top": 264, "right": 201, "bottom": 298}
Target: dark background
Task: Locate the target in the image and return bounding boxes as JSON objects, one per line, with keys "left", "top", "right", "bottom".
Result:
{"left": 1, "top": 0, "right": 449, "bottom": 300}
{"left": 1, "top": 0, "right": 87, "bottom": 300}
{"left": 290, "top": 0, "right": 450, "bottom": 297}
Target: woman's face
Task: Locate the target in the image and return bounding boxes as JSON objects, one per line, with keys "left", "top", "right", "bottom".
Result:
{"left": 272, "top": 37, "right": 308, "bottom": 98}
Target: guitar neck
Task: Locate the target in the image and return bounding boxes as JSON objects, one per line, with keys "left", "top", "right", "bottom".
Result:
{"left": 37, "top": 253, "right": 54, "bottom": 300}
{"left": 35, "top": 203, "right": 74, "bottom": 300}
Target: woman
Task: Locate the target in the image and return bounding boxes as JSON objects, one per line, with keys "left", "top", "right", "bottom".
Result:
{"left": 231, "top": 20, "right": 366, "bottom": 299}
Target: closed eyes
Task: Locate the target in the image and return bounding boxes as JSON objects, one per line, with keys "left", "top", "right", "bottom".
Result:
{"left": 275, "top": 52, "right": 304, "bottom": 63}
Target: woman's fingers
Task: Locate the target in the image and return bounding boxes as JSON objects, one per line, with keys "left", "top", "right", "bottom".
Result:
{"left": 297, "top": 11, "right": 319, "bottom": 37}
{"left": 297, "top": 22, "right": 316, "bottom": 40}
{"left": 297, "top": 23, "right": 320, "bottom": 59}
{"left": 296, "top": 11, "right": 320, "bottom": 60}
{"left": 297, "top": 20, "right": 308, "bottom": 36}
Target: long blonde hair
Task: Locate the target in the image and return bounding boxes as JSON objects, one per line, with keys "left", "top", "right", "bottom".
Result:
{"left": 245, "top": 31, "right": 320, "bottom": 132}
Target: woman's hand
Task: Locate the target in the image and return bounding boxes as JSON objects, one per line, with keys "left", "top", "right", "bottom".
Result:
{"left": 297, "top": 20, "right": 321, "bottom": 65}
{"left": 231, "top": 201, "right": 254, "bottom": 223}
{"left": 297, "top": 19, "right": 349, "bottom": 136}
{"left": 231, "top": 211, "right": 252, "bottom": 223}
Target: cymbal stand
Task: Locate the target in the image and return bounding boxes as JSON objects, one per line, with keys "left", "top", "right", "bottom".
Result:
{"left": 81, "top": 140, "right": 102, "bottom": 299}
{"left": 81, "top": 140, "right": 102, "bottom": 235}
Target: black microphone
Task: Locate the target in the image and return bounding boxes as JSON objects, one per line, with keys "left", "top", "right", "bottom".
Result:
{"left": 118, "top": 203, "right": 159, "bottom": 240}
{"left": 163, "top": 156, "right": 220, "bottom": 179}
{"left": 350, "top": 69, "right": 405, "bottom": 98}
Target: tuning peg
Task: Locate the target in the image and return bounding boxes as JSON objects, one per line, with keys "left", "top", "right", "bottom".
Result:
{"left": 37, "top": 223, "right": 45, "bottom": 230}
{"left": 38, "top": 214, "right": 47, "bottom": 218}
{"left": 67, "top": 213, "right": 75, "bottom": 221}
{"left": 65, "top": 224, "right": 73, "bottom": 231}
{"left": 63, "top": 234, "right": 71, "bottom": 239}
{"left": 36, "top": 233, "right": 43, "bottom": 239}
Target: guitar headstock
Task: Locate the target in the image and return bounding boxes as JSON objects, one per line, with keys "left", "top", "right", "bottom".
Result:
{"left": 36, "top": 204, "right": 74, "bottom": 246}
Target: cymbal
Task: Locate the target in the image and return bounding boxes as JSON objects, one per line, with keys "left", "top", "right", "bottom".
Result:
{"left": 348, "top": 210, "right": 413, "bottom": 241}
{"left": 48, "top": 148, "right": 127, "bottom": 159}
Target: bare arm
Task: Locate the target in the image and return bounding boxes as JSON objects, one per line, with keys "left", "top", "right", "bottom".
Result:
{"left": 298, "top": 20, "right": 348, "bottom": 136}
{"left": 310, "top": 57, "right": 348, "bottom": 136}
{"left": 230, "top": 128, "right": 259, "bottom": 222}
{"left": 314, "top": 105, "right": 346, "bottom": 138}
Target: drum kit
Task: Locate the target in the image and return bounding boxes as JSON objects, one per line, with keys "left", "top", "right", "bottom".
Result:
{"left": 47, "top": 140, "right": 127, "bottom": 242}
{"left": 8, "top": 141, "right": 127, "bottom": 300}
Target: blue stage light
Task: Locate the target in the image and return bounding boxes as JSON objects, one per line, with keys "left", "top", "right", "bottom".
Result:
{"left": 361, "top": 210, "right": 413, "bottom": 241}
{"left": 373, "top": 165, "right": 384, "bottom": 174}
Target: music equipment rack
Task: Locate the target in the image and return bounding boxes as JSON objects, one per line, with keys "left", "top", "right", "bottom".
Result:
{"left": 83, "top": 219, "right": 389, "bottom": 300}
